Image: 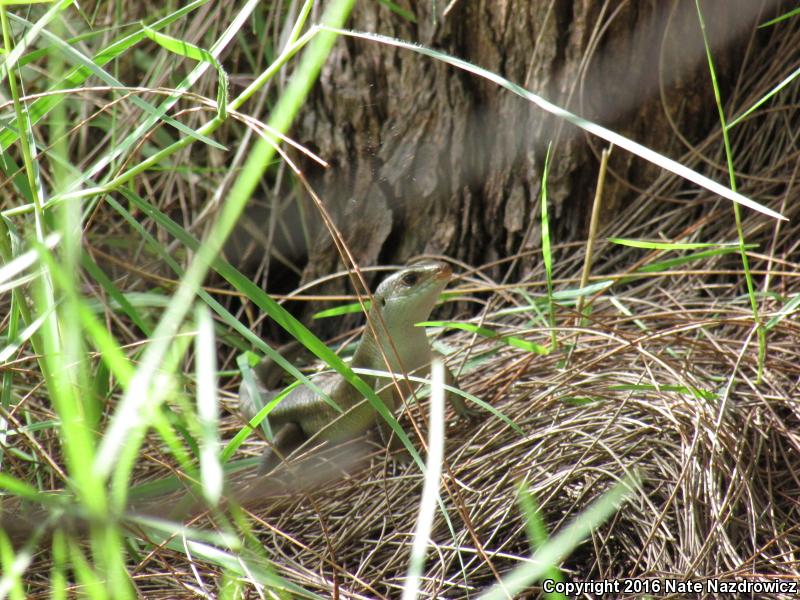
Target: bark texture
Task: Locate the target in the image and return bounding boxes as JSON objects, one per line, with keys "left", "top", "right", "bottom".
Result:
{"left": 254, "top": 0, "right": 783, "bottom": 293}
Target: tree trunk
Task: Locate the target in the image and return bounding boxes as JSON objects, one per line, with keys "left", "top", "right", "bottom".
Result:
{"left": 241, "top": 0, "right": 788, "bottom": 311}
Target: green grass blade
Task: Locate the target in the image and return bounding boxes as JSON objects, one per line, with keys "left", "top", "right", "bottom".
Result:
{"left": 419, "top": 320, "right": 550, "bottom": 355}
{"left": 765, "top": 293, "right": 800, "bottom": 330}
{"left": 142, "top": 23, "right": 228, "bottom": 120}
{"left": 109, "top": 188, "right": 335, "bottom": 404}
{"left": 0, "top": 0, "right": 70, "bottom": 78}
{"left": 0, "top": 1, "right": 210, "bottom": 151}
{"left": 695, "top": 0, "right": 764, "bottom": 381}
{"left": 634, "top": 246, "right": 756, "bottom": 273}
{"left": 727, "top": 64, "right": 800, "bottom": 129}
{"left": 0, "top": 530, "right": 29, "bottom": 600}
{"left": 50, "top": 532, "right": 67, "bottom": 600}
{"left": 550, "top": 280, "right": 614, "bottom": 301}
{"left": 313, "top": 300, "right": 373, "bottom": 318}
{"left": 36, "top": 245, "right": 134, "bottom": 386}
{"left": 539, "top": 143, "right": 556, "bottom": 348}
{"left": 5, "top": 12, "right": 226, "bottom": 153}
{"left": 609, "top": 238, "right": 748, "bottom": 250}
{"left": 93, "top": 0, "right": 362, "bottom": 481}
{"left": 378, "top": 0, "right": 417, "bottom": 23}
{"left": 759, "top": 7, "right": 800, "bottom": 27}
{"left": 608, "top": 383, "right": 716, "bottom": 401}
{"left": 480, "top": 474, "right": 640, "bottom": 600}
{"left": 0, "top": 232, "right": 58, "bottom": 285}
{"left": 221, "top": 378, "right": 303, "bottom": 462}
{"left": 80, "top": 252, "right": 152, "bottom": 336}
{"left": 65, "top": 0, "right": 260, "bottom": 191}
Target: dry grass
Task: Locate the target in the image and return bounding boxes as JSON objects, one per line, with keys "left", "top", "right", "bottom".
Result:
{"left": 3, "top": 3, "right": 800, "bottom": 599}
{"left": 190, "top": 14, "right": 800, "bottom": 596}
{"left": 118, "top": 269, "right": 800, "bottom": 598}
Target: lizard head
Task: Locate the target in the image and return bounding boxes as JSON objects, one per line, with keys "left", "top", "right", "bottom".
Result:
{"left": 372, "top": 261, "right": 452, "bottom": 327}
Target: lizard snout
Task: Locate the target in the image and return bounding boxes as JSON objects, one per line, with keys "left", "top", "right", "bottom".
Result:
{"left": 433, "top": 262, "right": 452, "bottom": 281}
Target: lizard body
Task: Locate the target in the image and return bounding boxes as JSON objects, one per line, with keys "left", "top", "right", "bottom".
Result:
{"left": 1, "top": 264, "right": 468, "bottom": 545}
{"left": 240, "top": 261, "right": 471, "bottom": 472}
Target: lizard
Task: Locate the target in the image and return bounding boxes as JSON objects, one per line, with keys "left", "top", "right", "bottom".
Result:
{"left": 239, "top": 261, "right": 474, "bottom": 473}
{"left": 1, "top": 264, "right": 468, "bottom": 546}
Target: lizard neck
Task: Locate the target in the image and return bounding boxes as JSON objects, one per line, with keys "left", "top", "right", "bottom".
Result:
{"left": 327, "top": 311, "right": 431, "bottom": 411}
{"left": 353, "top": 308, "right": 432, "bottom": 374}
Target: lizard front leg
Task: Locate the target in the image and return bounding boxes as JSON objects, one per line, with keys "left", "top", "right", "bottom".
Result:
{"left": 436, "top": 352, "right": 478, "bottom": 419}
{"left": 259, "top": 422, "right": 307, "bottom": 475}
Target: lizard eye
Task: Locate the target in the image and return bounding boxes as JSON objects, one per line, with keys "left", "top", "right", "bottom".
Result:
{"left": 401, "top": 272, "right": 419, "bottom": 286}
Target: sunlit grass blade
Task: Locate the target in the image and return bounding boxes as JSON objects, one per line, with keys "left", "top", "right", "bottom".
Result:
{"left": 1, "top": 6, "right": 48, "bottom": 238}
{"left": 5, "top": 11, "right": 226, "bottom": 154}
{"left": 39, "top": 15, "right": 319, "bottom": 207}
{"left": 517, "top": 485, "right": 567, "bottom": 600}
{"left": 314, "top": 300, "right": 373, "bottom": 319}
{"left": 93, "top": 0, "right": 368, "bottom": 482}
{"left": 609, "top": 238, "right": 752, "bottom": 250}
{"left": 1, "top": 7, "right": 61, "bottom": 447}
{"left": 35, "top": 245, "right": 134, "bottom": 386}
{"left": 480, "top": 474, "right": 640, "bottom": 600}
{"left": 64, "top": 0, "right": 258, "bottom": 192}
{"left": 195, "top": 304, "right": 223, "bottom": 507}
{"left": 0, "top": 530, "right": 29, "bottom": 599}
{"left": 402, "top": 360, "right": 445, "bottom": 600}
{"left": 759, "top": 7, "right": 800, "bottom": 27}
{"left": 0, "top": 305, "right": 47, "bottom": 363}
{"left": 0, "top": 471, "right": 45, "bottom": 499}
{"left": 0, "top": 0, "right": 70, "bottom": 77}
{"left": 107, "top": 326, "right": 193, "bottom": 512}
{"left": 0, "top": 232, "right": 58, "bottom": 286}
{"left": 65, "top": 539, "right": 108, "bottom": 600}
{"left": 50, "top": 532, "right": 67, "bottom": 600}
{"left": 222, "top": 387, "right": 301, "bottom": 462}
{"left": 727, "top": 64, "right": 800, "bottom": 129}
{"left": 419, "top": 320, "right": 550, "bottom": 355}
{"left": 551, "top": 280, "right": 614, "bottom": 301}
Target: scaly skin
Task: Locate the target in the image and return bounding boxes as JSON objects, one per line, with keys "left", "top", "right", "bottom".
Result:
{"left": 240, "top": 261, "right": 472, "bottom": 472}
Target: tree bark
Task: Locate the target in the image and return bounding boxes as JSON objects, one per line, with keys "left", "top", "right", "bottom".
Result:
{"left": 248, "top": 0, "right": 786, "bottom": 297}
